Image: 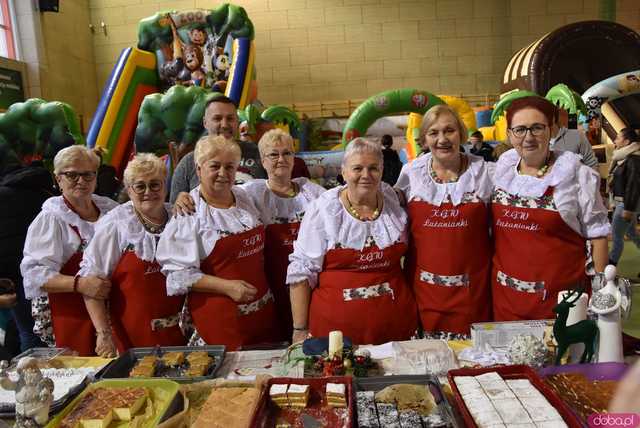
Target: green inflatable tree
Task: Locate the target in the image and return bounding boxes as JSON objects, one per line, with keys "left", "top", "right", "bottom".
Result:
{"left": 134, "top": 85, "right": 224, "bottom": 156}
{"left": 0, "top": 98, "right": 83, "bottom": 171}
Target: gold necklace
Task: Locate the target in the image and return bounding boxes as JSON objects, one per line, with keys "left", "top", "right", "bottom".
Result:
{"left": 345, "top": 191, "right": 381, "bottom": 221}
{"left": 266, "top": 180, "right": 297, "bottom": 198}
{"left": 134, "top": 208, "right": 167, "bottom": 234}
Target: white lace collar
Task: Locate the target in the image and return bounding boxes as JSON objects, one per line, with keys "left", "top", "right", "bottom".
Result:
{"left": 407, "top": 153, "right": 490, "bottom": 206}
{"left": 494, "top": 149, "right": 582, "bottom": 197}
{"left": 190, "top": 185, "right": 260, "bottom": 231}
{"left": 103, "top": 201, "right": 172, "bottom": 262}
{"left": 320, "top": 184, "right": 407, "bottom": 250}
{"left": 41, "top": 194, "right": 117, "bottom": 240}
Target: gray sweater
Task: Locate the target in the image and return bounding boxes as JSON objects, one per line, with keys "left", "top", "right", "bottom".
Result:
{"left": 551, "top": 128, "right": 599, "bottom": 169}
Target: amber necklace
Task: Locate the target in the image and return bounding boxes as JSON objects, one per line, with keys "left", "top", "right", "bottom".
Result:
{"left": 344, "top": 191, "right": 382, "bottom": 221}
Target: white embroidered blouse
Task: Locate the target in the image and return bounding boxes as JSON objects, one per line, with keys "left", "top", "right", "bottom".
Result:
{"left": 395, "top": 153, "right": 494, "bottom": 205}
{"left": 286, "top": 184, "right": 407, "bottom": 289}
{"left": 156, "top": 186, "right": 263, "bottom": 296}
{"left": 241, "top": 177, "right": 325, "bottom": 225}
{"left": 21, "top": 195, "right": 118, "bottom": 299}
{"left": 493, "top": 149, "right": 610, "bottom": 238}
{"left": 78, "top": 201, "right": 172, "bottom": 278}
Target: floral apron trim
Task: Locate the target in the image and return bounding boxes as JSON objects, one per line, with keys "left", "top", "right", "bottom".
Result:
{"left": 491, "top": 188, "right": 557, "bottom": 210}
{"left": 150, "top": 314, "right": 181, "bottom": 331}
{"left": 237, "top": 289, "right": 274, "bottom": 316}
{"left": 497, "top": 270, "right": 546, "bottom": 297}
{"left": 420, "top": 270, "right": 469, "bottom": 287}
{"left": 342, "top": 282, "right": 394, "bottom": 302}
{"left": 31, "top": 296, "right": 55, "bottom": 347}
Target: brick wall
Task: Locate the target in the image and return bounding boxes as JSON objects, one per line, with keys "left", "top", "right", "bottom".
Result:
{"left": 83, "top": 0, "right": 640, "bottom": 109}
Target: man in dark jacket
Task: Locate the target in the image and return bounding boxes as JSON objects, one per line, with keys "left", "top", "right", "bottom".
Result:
{"left": 469, "top": 131, "right": 494, "bottom": 162}
{"left": 0, "top": 162, "right": 55, "bottom": 351}
{"left": 608, "top": 128, "right": 640, "bottom": 268}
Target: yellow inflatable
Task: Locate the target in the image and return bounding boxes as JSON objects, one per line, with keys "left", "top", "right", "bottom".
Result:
{"left": 438, "top": 95, "right": 477, "bottom": 133}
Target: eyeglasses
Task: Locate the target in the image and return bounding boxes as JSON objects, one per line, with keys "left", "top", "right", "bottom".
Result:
{"left": 58, "top": 171, "right": 97, "bottom": 182}
{"left": 130, "top": 180, "right": 163, "bottom": 194}
{"left": 264, "top": 151, "right": 294, "bottom": 161}
{"left": 509, "top": 124, "right": 548, "bottom": 139}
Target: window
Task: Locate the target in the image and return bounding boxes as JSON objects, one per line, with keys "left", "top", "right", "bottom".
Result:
{"left": 0, "top": 0, "right": 16, "bottom": 59}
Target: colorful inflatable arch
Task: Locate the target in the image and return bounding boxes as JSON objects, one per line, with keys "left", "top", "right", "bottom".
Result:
{"left": 87, "top": 4, "right": 256, "bottom": 175}
{"left": 342, "top": 89, "right": 445, "bottom": 159}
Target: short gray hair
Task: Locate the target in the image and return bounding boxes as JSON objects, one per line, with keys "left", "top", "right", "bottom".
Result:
{"left": 342, "top": 138, "right": 383, "bottom": 167}
{"left": 258, "top": 129, "right": 294, "bottom": 157}
{"left": 53, "top": 145, "right": 100, "bottom": 174}
{"left": 123, "top": 153, "right": 167, "bottom": 186}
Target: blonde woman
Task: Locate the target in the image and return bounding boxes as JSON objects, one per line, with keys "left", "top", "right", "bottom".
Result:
{"left": 396, "top": 104, "right": 493, "bottom": 337}
{"left": 156, "top": 136, "right": 277, "bottom": 350}
{"left": 80, "top": 154, "right": 185, "bottom": 357}
{"left": 21, "top": 145, "right": 117, "bottom": 355}
{"left": 242, "top": 129, "right": 324, "bottom": 340}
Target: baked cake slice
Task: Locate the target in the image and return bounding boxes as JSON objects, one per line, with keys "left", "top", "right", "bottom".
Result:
{"left": 269, "top": 384, "right": 289, "bottom": 408}
{"left": 326, "top": 382, "right": 346, "bottom": 408}
{"left": 287, "top": 384, "right": 310, "bottom": 408}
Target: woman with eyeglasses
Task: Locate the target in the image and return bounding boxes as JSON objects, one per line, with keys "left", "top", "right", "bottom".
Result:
{"left": 492, "top": 96, "right": 610, "bottom": 321}
{"left": 156, "top": 135, "right": 277, "bottom": 350}
{"left": 21, "top": 145, "right": 118, "bottom": 355}
{"left": 396, "top": 104, "right": 493, "bottom": 338}
{"left": 79, "top": 154, "right": 186, "bottom": 357}
{"left": 241, "top": 129, "right": 324, "bottom": 341}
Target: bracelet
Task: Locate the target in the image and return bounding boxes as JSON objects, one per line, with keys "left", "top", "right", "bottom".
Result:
{"left": 73, "top": 275, "right": 80, "bottom": 293}
{"left": 293, "top": 326, "right": 308, "bottom": 331}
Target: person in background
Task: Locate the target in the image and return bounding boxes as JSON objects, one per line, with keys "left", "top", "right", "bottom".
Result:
{"left": 292, "top": 156, "right": 311, "bottom": 179}
{"left": 469, "top": 131, "right": 494, "bottom": 162}
{"left": 551, "top": 107, "right": 599, "bottom": 170}
{"left": 491, "top": 97, "right": 610, "bottom": 321}
{"left": 608, "top": 127, "right": 640, "bottom": 269}
{"left": 381, "top": 134, "right": 402, "bottom": 186}
{"left": 0, "top": 156, "right": 54, "bottom": 352}
{"left": 21, "top": 146, "right": 118, "bottom": 355}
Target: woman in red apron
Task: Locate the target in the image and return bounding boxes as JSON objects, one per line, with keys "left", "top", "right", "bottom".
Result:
{"left": 21, "top": 146, "right": 117, "bottom": 356}
{"left": 288, "top": 138, "right": 418, "bottom": 345}
{"left": 492, "top": 96, "right": 610, "bottom": 321}
{"left": 80, "top": 153, "right": 186, "bottom": 357}
{"left": 157, "top": 135, "right": 277, "bottom": 351}
{"left": 396, "top": 105, "right": 493, "bottom": 338}
{"left": 243, "top": 130, "right": 324, "bottom": 341}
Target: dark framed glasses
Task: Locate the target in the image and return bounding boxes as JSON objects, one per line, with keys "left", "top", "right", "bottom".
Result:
{"left": 264, "top": 151, "right": 294, "bottom": 161}
{"left": 58, "top": 171, "right": 97, "bottom": 182}
{"left": 130, "top": 180, "right": 163, "bottom": 194}
{"left": 509, "top": 124, "right": 548, "bottom": 139}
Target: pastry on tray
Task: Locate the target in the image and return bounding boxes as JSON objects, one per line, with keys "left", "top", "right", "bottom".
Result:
{"left": 59, "top": 387, "right": 148, "bottom": 428}
{"left": 130, "top": 355, "right": 158, "bottom": 377}
{"left": 286, "top": 384, "right": 310, "bottom": 408}
{"left": 161, "top": 351, "right": 185, "bottom": 367}
{"left": 192, "top": 387, "right": 261, "bottom": 428}
{"left": 374, "top": 384, "right": 435, "bottom": 416}
{"left": 326, "top": 383, "right": 346, "bottom": 408}
{"left": 269, "top": 384, "right": 289, "bottom": 408}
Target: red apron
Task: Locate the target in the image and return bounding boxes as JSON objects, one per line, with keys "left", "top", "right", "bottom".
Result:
{"left": 309, "top": 242, "right": 418, "bottom": 345}
{"left": 48, "top": 226, "right": 96, "bottom": 356}
{"left": 265, "top": 222, "right": 299, "bottom": 341}
{"left": 189, "top": 226, "right": 277, "bottom": 350}
{"left": 406, "top": 199, "right": 492, "bottom": 335}
{"left": 110, "top": 251, "right": 186, "bottom": 353}
{"left": 491, "top": 188, "right": 588, "bottom": 321}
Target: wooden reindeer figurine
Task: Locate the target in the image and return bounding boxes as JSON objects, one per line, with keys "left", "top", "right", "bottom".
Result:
{"left": 552, "top": 288, "right": 598, "bottom": 365}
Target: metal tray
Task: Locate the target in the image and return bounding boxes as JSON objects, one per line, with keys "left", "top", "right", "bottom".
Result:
{"left": 98, "top": 345, "right": 225, "bottom": 383}
{"left": 355, "top": 375, "right": 457, "bottom": 427}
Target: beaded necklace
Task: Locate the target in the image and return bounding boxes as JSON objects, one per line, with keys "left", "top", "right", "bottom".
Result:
{"left": 344, "top": 191, "right": 382, "bottom": 221}
{"left": 266, "top": 180, "right": 297, "bottom": 198}
{"left": 134, "top": 208, "right": 167, "bottom": 234}
{"left": 518, "top": 152, "right": 552, "bottom": 177}
{"left": 429, "top": 155, "right": 468, "bottom": 184}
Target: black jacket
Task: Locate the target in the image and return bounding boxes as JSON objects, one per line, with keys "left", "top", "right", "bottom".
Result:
{"left": 611, "top": 153, "right": 640, "bottom": 213}
{"left": 0, "top": 166, "right": 55, "bottom": 281}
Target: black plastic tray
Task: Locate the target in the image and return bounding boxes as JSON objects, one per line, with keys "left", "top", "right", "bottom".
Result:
{"left": 355, "top": 375, "right": 458, "bottom": 428}
{"left": 98, "top": 345, "right": 225, "bottom": 383}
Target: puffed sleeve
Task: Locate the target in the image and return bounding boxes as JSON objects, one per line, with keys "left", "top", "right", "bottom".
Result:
{"left": 156, "top": 214, "right": 207, "bottom": 296}
{"left": 286, "top": 200, "right": 327, "bottom": 289}
{"left": 20, "top": 213, "right": 66, "bottom": 300}
{"left": 576, "top": 165, "right": 611, "bottom": 238}
{"left": 394, "top": 162, "right": 411, "bottom": 196}
{"left": 78, "top": 220, "right": 123, "bottom": 278}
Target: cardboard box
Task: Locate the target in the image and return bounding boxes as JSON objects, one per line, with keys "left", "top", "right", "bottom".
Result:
{"left": 471, "top": 320, "right": 555, "bottom": 350}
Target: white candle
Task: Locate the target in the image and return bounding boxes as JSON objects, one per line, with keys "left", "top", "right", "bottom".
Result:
{"left": 328, "top": 330, "right": 343, "bottom": 359}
